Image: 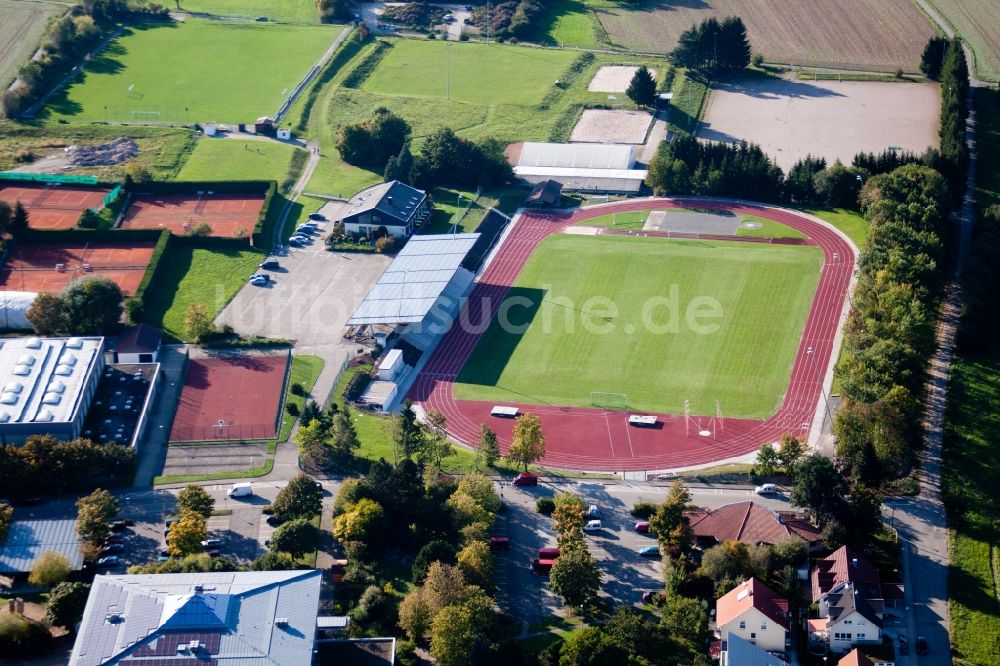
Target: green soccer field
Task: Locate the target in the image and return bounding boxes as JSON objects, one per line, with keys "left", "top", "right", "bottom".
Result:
{"left": 453, "top": 234, "right": 822, "bottom": 418}
{"left": 362, "top": 40, "right": 576, "bottom": 106}
{"left": 44, "top": 21, "right": 337, "bottom": 124}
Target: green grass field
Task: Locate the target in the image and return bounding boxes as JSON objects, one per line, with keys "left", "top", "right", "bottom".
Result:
{"left": 453, "top": 234, "right": 821, "bottom": 417}
{"left": 576, "top": 209, "right": 806, "bottom": 239}
{"left": 363, "top": 40, "right": 576, "bottom": 106}
{"left": 143, "top": 245, "right": 264, "bottom": 341}
{"left": 177, "top": 138, "right": 304, "bottom": 182}
{"left": 278, "top": 354, "right": 325, "bottom": 441}
{"left": 45, "top": 21, "right": 336, "bottom": 124}
{"left": 0, "top": 0, "right": 65, "bottom": 87}
{"left": 944, "top": 353, "right": 1000, "bottom": 665}
{"left": 174, "top": 0, "right": 320, "bottom": 22}
{"left": 798, "top": 207, "right": 870, "bottom": 251}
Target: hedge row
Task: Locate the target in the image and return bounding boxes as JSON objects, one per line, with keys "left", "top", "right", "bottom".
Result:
{"left": 292, "top": 27, "right": 362, "bottom": 134}
{"left": 131, "top": 180, "right": 274, "bottom": 196}
{"left": 252, "top": 181, "right": 281, "bottom": 248}
{"left": 133, "top": 229, "right": 172, "bottom": 305}
{"left": 16, "top": 227, "right": 164, "bottom": 245}
{"left": 342, "top": 40, "right": 391, "bottom": 89}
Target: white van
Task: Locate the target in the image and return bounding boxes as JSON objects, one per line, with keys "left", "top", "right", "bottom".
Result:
{"left": 228, "top": 483, "right": 253, "bottom": 498}
{"left": 583, "top": 520, "right": 603, "bottom": 533}
{"left": 755, "top": 483, "right": 779, "bottom": 495}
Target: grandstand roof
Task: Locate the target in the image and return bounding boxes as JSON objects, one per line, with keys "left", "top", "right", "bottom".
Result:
{"left": 516, "top": 142, "right": 636, "bottom": 170}
{"left": 347, "top": 234, "right": 480, "bottom": 325}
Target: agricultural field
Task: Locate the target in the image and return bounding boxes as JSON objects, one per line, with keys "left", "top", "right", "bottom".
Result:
{"left": 453, "top": 234, "right": 822, "bottom": 417}
{"left": 700, "top": 77, "right": 940, "bottom": 171}
{"left": 923, "top": 0, "right": 1000, "bottom": 81}
{"left": 0, "top": 120, "right": 196, "bottom": 180}
{"left": 43, "top": 20, "right": 338, "bottom": 124}
{"left": 177, "top": 138, "right": 305, "bottom": 182}
{"left": 594, "top": 0, "right": 934, "bottom": 72}
{"left": 0, "top": 0, "right": 66, "bottom": 87}
{"left": 173, "top": 0, "right": 320, "bottom": 22}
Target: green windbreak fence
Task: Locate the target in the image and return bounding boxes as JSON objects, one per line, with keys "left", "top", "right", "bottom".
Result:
{"left": 102, "top": 184, "right": 124, "bottom": 208}
{"left": 0, "top": 172, "right": 100, "bottom": 185}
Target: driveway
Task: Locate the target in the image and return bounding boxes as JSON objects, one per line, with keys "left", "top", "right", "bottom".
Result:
{"left": 360, "top": 2, "right": 470, "bottom": 39}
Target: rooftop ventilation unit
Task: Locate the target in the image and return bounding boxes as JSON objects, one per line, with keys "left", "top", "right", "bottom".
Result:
{"left": 193, "top": 584, "right": 204, "bottom": 593}
{"left": 41, "top": 392, "right": 62, "bottom": 405}
{"left": 47, "top": 381, "right": 65, "bottom": 393}
{"left": 36, "top": 409, "right": 54, "bottom": 422}
{"left": 25, "top": 337, "right": 42, "bottom": 349}
{"left": 54, "top": 365, "right": 73, "bottom": 376}
{"left": 12, "top": 365, "right": 31, "bottom": 376}
{"left": 275, "top": 617, "right": 289, "bottom": 627}
{"left": 0, "top": 393, "right": 17, "bottom": 405}
{"left": 16, "top": 354, "right": 35, "bottom": 366}
{"left": 0, "top": 414, "right": 10, "bottom": 423}
{"left": 66, "top": 337, "right": 84, "bottom": 349}
{"left": 3, "top": 382, "right": 22, "bottom": 393}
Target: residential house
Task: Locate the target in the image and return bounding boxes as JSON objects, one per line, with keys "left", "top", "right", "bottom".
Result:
{"left": 812, "top": 546, "right": 882, "bottom": 602}
{"left": 811, "top": 581, "right": 882, "bottom": 653}
{"left": 716, "top": 578, "right": 790, "bottom": 653}
{"left": 686, "top": 501, "right": 823, "bottom": 552}
{"left": 838, "top": 646, "right": 896, "bottom": 666}
{"left": 338, "top": 181, "right": 430, "bottom": 240}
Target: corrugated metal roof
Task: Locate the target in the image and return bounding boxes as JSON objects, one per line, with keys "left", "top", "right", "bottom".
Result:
{"left": 348, "top": 234, "right": 480, "bottom": 325}
{"left": 0, "top": 518, "right": 83, "bottom": 573}
{"left": 517, "top": 142, "right": 636, "bottom": 169}
{"left": 70, "top": 570, "right": 322, "bottom": 666}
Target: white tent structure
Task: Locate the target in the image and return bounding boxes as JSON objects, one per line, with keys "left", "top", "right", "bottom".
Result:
{"left": 0, "top": 292, "right": 37, "bottom": 330}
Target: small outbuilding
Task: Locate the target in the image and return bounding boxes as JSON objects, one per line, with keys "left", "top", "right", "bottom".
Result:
{"left": 254, "top": 116, "right": 276, "bottom": 136}
{"left": 113, "top": 323, "right": 162, "bottom": 364}
{"left": 525, "top": 179, "right": 563, "bottom": 207}
{"left": 277, "top": 128, "right": 292, "bottom": 140}
{"left": 377, "top": 349, "right": 404, "bottom": 381}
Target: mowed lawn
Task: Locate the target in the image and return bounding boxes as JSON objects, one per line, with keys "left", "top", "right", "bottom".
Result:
{"left": 362, "top": 40, "right": 576, "bottom": 106}
{"left": 0, "top": 0, "right": 65, "bottom": 87}
{"left": 453, "top": 234, "right": 822, "bottom": 417}
{"left": 178, "top": 139, "right": 303, "bottom": 181}
{"left": 143, "top": 245, "right": 264, "bottom": 341}
{"left": 46, "top": 21, "right": 336, "bottom": 123}
{"left": 594, "top": 0, "right": 933, "bottom": 71}
{"left": 174, "top": 0, "right": 320, "bottom": 22}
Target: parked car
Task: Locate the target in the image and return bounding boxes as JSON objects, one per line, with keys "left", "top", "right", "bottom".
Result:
{"left": 531, "top": 558, "right": 555, "bottom": 574}
{"left": 308, "top": 213, "right": 326, "bottom": 221}
{"left": 583, "top": 520, "right": 602, "bottom": 533}
{"left": 755, "top": 483, "right": 779, "bottom": 495}
{"left": 207, "top": 549, "right": 221, "bottom": 557}
{"left": 248, "top": 272, "right": 271, "bottom": 282}
{"left": 654, "top": 472, "right": 676, "bottom": 480}
{"left": 512, "top": 473, "right": 538, "bottom": 487}
{"left": 228, "top": 483, "right": 253, "bottom": 498}
{"left": 101, "top": 544, "right": 125, "bottom": 555}
{"left": 97, "top": 556, "right": 121, "bottom": 567}
{"left": 288, "top": 237, "right": 305, "bottom": 247}
{"left": 296, "top": 225, "right": 315, "bottom": 235}
{"left": 163, "top": 518, "right": 178, "bottom": 536}
{"left": 201, "top": 539, "right": 222, "bottom": 548}
{"left": 102, "top": 536, "right": 124, "bottom": 546}
{"left": 538, "top": 547, "right": 560, "bottom": 559}
{"left": 291, "top": 234, "right": 312, "bottom": 243}
{"left": 110, "top": 520, "right": 129, "bottom": 533}
{"left": 638, "top": 545, "right": 660, "bottom": 557}
{"left": 916, "top": 636, "right": 928, "bottom": 655}
{"left": 488, "top": 537, "right": 509, "bottom": 552}
{"left": 443, "top": 13, "right": 454, "bottom": 21}
{"left": 634, "top": 521, "right": 651, "bottom": 533}
{"left": 254, "top": 15, "right": 268, "bottom": 21}
{"left": 586, "top": 504, "right": 600, "bottom": 518}
{"left": 259, "top": 260, "right": 280, "bottom": 270}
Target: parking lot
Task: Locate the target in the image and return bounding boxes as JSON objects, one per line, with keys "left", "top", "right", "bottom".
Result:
{"left": 215, "top": 222, "right": 390, "bottom": 346}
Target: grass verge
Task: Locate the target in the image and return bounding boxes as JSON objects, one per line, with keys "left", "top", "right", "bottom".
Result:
{"left": 278, "top": 354, "right": 325, "bottom": 442}
{"left": 153, "top": 458, "right": 274, "bottom": 485}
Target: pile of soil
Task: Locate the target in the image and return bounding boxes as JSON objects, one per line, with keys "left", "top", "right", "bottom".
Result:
{"left": 68, "top": 137, "right": 139, "bottom": 167}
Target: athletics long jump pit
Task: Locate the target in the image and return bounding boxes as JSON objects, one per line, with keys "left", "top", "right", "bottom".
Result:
{"left": 0, "top": 241, "right": 155, "bottom": 295}
{"left": 170, "top": 352, "right": 290, "bottom": 442}
{"left": 408, "top": 198, "right": 856, "bottom": 472}
{"left": 122, "top": 193, "right": 264, "bottom": 238}
{"left": 0, "top": 183, "right": 110, "bottom": 230}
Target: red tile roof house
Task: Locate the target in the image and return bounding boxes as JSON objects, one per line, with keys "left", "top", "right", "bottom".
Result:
{"left": 838, "top": 646, "right": 896, "bottom": 666}
{"left": 810, "top": 546, "right": 886, "bottom": 654}
{"left": 716, "top": 578, "right": 791, "bottom": 654}
{"left": 686, "top": 501, "right": 823, "bottom": 552}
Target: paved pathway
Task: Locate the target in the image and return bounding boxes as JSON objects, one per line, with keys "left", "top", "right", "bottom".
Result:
{"left": 133, "top": 345, "right": 189, "bottom": 487}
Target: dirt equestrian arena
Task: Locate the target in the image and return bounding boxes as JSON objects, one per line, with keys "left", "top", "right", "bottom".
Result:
{"left": 169, "top": 354, "right": 290, "bottom": 442}
{"left": 0, "top": 184, "right": 110, "bottom": 229}
{"left": 122, "top": 193, "right": 265, "bottom": 237}
{"left": 570, "top": 109, "right": 654, "bottom": 144}
{"left": 0, "top": 241, "right": 155, "bottom": 294}
{"left": 587, "top": 66, "right": 658, "bottom": 93}
{"left": 700, "top": 78, "right": 940, "bottom": 171}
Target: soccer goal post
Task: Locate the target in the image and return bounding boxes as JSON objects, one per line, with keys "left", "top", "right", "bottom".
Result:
{"left": 131, "top": 110, "right": 161, "bottom": 122}
{"left": 590, "top": 392, "right": 628, "bottom": 410}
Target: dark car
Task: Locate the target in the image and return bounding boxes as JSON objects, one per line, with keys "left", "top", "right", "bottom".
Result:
{"left": 259, "top": 260, "right": 280, "bottom": 270}
{"left": 488, "top": 537, "right": 509, "bottom": 552}
{"left": 110, "top": 521, "right": 129, "bottom": 532}
{"left": 308, "top": 213, "right": 326, "bottom": 221}
{"left": 916, "top": 636, "right": 928, "bottom": 655}
{"left": 101, "top": 544, "right": 125, "bottom": 555}
{"left": 102, "top": 536, "right": 124, "bottom": 546}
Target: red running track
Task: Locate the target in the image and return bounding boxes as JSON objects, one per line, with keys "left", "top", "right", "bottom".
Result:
{"left": 408, "top": 199, "right": 855, "bottom": 471}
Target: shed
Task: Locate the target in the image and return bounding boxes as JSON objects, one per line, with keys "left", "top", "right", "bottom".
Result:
{"left": 377, "top": 349, "right": 404, "bottom": 381}
{"left": 254, "top": 116, "right": 276, "bottom": 136}
{"left": 525, "top": 179, "right": 563, "bottom": 207}
{"left": 113, "top": 323, "right": 162, "bottom": 364}
{"left": 277, "top": 128, "right": 292, "bottom": 140}
{"left": 204, "top": 124, "right": 218, "bottom": 136}
{"left": 359, "top": 381, "right": 398, "bottom": 412}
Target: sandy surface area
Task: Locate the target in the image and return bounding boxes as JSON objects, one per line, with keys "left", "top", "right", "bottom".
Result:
{"left": 587, "top": 65, "right": 658, "bottom": 92}
{"left": 570, "top": 109, "right": 654, "bottom": 144}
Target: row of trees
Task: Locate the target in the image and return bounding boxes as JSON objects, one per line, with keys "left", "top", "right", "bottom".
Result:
{"left": 547, "top": 493, "right": 601, "bottom": 607}
{"left": 937, "top": 38, "right": 971, "bottom": 198}
{"left": 752, "top": 433, "right": 805, "bottom": 477}
{"left": 834, "top": 164, "right": 951, "bottom": 484}
{"left": 335, "top": 108, "right": 514, "bottom": 191}
{"left": 670, "top": 16, "right": 752, "bottom": 72}
{"left": 0, "top": 202, "right": 29, "bottom": 250}
{"left": 26, "top": 275, "right": 126, "bottom": 337}
{"left": 0, "top": 436, "right": 135, "bottom": 499}
{"left": 957, "top": 205, "right": 1000, "bottom": 353}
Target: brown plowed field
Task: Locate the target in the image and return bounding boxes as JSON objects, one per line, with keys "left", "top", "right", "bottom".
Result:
{"left": 596, "top": 0, "right": 935, "bottom": 72}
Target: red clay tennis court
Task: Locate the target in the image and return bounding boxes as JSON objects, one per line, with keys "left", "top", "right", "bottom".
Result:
{"left": 0, "top": 241, "right": 155, "bottom": 294}
{"left": 169, "top": 354, "right": 290, "bottom": 442}
{"left": 122, "top": 193, "right": 264, "bottom": 237}
{"left": 0, "top": 184, "right": 110, "bottom": 230}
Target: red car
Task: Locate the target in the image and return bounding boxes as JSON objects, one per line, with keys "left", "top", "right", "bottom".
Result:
{"left": 531, "top": 558, "right": 555, "bottom": 574}
{"left": 538, "top": 547, "right": 560, "bottom": 559}
{"left": 634, "top": 521, "right": 651, "bottom": 533}
{"left": 512, "top": 473, "right": 538, "bottom": 487}
{"left": 489, "top": 537, "right": 509, "bottom": 552}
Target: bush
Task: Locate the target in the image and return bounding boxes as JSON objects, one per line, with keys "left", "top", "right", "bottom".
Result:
{"left": 536, "top": 497, "right": 555, "bottom": 514}
{"left": 286, "top": 402, "right": 300, "bottom": 416}
{"left": 291, "top": 382, "right": 305, "bottom": 397}
{"left": 630, "top": 502, "right": 657, "bottom": 518}
{"left": 0, "top": 613, "right": 51, "bottom": 657}
{"left": 375, "top": 235, "right": 396, "bottom": 253}
{"left": 14, "top": 148, "right": 35, "bottom": 163}
{"left": 344, "top": 372, "right": 371, "bottom": 402}
{"left": 188, "top": 223, "right": 213, "bottom": 237}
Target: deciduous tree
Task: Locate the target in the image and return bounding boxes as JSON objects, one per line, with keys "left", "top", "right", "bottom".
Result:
{"left": 506, "top": 413, "right": 545, "bottom": 471}
{"left": 62, "top": 276, "right": 123, "bottom": 334}
{"left": 269, "top": 517, "right": 319, "bottom": 558}
{"left": 45, "top": 581, "right": 90, "bottom": 628}
{"left": 398, "top": 587, "right": 432, "bottom": 641}
{"left": 649, "top": 480, "right": 693, "bottom": 555}
{"left": 332, "top": 498, "right": 384, "bottom": 542}
{"left": 457, "top": 540, "right": 493, "bottom": 590}
{"left": 478, "top": 423, "right": 500, "bottom": 468}
{"left": 28, "top": 551, "right": 71, "bottom": 587}
{"left": 176, "top": 485, "right": 214, "bottom": 519}
{"left": 777, "top": 434, "right": 805, "bottom": 473}
{"left": 549, "top": 543, "right": 601, "bottom": 608}
{"left": 552, "top": 492, "right": 586, "bottom": 546}
{"left": 167, "top": 510, "right": 207, "bottom": 557}
{"left": 25, "top": 292, "right": 65, "bottom": 336}
{"left": 272, "top": 473, "right": 322, "bottom": 520}
{"left": 791, "top": 454, "right": 847, "bottom": 525}
{"left": 753, "top": 443, "right": 780, "bottom": 477}
{"left": 183, "top": 302, "right": 214, "bottom": 342}
{"left": 75, "top": 488, "right": 119, "bottom": 546}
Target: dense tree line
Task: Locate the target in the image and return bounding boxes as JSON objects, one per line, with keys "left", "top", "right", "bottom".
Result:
{"left": 1, "top": 0, "right": 167, "bottom": 118}
{"left": 834, "top": 164, "right": 951, "bottom": 484}
{"left": 957, "top": 205, "right": 1000, "bottom": 353}
{"left": 0, "top": 435, "right": 135, "bottom": 498}
{"left": 646, "top": 135, "right": 784, "bottom": 202}
{"left": 335, "top": 107, "right": 411, "bottom": 170}
{"left": 25, "top": 275, "right": 125, "bottom": 336}
{"left": 937, "top": 38, "right": 970, "bottom": 199}
{"left": 852, "top": 149, "right": 928, "bottom": 176}
{"left": 670, "top": 16, "right": 751, "bottom": 72}
{"left": 920, "top": 36, "right": 949, "bottom": 81}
